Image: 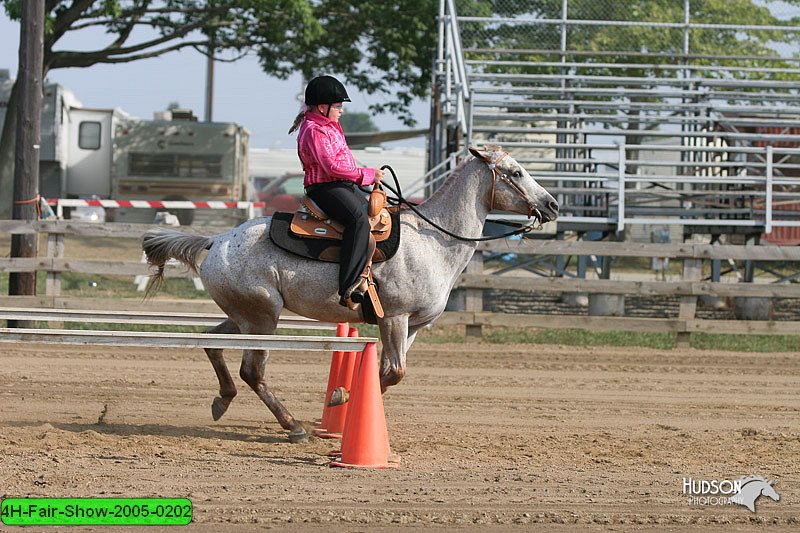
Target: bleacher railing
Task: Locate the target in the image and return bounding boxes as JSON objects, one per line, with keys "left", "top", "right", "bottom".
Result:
{"left": 432, "top": 0, "right": 800, "bottom": 234}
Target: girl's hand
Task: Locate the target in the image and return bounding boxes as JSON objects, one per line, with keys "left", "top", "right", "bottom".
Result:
{"left": 374, "top": 169, "right": 384, "bottom": 184}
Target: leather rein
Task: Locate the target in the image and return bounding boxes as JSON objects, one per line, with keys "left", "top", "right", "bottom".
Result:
{"left": 379, "top": 157, "right": 543, "bottom": 243}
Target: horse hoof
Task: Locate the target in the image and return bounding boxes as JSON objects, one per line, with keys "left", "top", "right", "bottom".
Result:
{"left": 328, "top": 386, "right": 349, "bottom": 407}
{"left": 211, "top": 397, "right": 230, "bottom": 421}
{"left": 288, "top": 429, "right": 309, "bottom": 444}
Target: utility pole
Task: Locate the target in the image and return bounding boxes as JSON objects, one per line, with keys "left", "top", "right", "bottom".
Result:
{"left": 204, "top": 39, "right": 214, "bottom": 122}
{"left": 9, "top": 0, "right": 45, "bottom": 328}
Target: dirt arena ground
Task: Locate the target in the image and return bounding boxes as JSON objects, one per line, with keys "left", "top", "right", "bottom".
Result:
{"left": 1, "top": 340, "right": 798, "bottom": 531}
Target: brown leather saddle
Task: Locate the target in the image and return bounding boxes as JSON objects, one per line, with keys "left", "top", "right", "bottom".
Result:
{"left": 290, "top": 188, "right": 392, "bottom": 245}
{"left": 280, "top": 187, "right": 394, "bottom": 319}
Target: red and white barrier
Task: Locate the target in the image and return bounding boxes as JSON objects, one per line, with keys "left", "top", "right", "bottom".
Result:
{"left": 47, "top": 198, "right": 266, "bottom": 209}
{"left": 47, "top": 198, "right": 267, "bottom": 219}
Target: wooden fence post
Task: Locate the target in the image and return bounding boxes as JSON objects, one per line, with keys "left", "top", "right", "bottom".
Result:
{"left": 677, "top": 258, "right": 702, "bottom": 348}
{"left": 45, "top": 231, "right": 63, "bottom": 297}
{"left": 46, "top": 230, "right": 64, "bottom": 328}
{"left": 464, "top": 252, "right": 484, "bottom": 341}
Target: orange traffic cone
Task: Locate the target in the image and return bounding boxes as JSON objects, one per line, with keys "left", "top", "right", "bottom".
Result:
{"left": 317, "top": 327, "right": 360, "bottom": 439}
{"left": 331, "top": 342, "right": 398, "bottom": 468}
{"left": 314, "top": 322, "right": 348, "bottom": 431}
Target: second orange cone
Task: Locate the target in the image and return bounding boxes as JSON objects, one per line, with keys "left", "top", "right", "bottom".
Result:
{"left": 315, "top": 322, "right": 348, "bottom": 432}
{"left": 330, "top": 342, "right": 398, "bottom": 468}
{"left": 316, "top": 326, "right": 360, "bottom": 439}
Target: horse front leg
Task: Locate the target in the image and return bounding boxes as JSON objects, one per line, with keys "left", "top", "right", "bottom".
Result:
{"left": 239, "top": 348, "right": 308, "bottom": 443}
{"left": 378, "top": 315, "right": 410, "bottom": 392}
{"left": 203, "top": 318, "right": 241, "bottom": 421}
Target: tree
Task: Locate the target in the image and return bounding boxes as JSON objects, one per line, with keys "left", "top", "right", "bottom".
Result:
{"left": 0, "top": 0, "right": 439, "bottom": 216}
{"left": 0, "top": 0, "right": 315, "bottom": 216}
{"left": 8, "top": 0, "right": 44, "bottom": 324}
{"left": 340, "top": 111, "right": 379, "bottom": 133}
{"left": 296, "top": 0, "right": 438, "bottom": 125}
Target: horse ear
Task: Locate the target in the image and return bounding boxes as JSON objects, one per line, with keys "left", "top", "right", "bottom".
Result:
{"left": 469, "top": 144, "right": 503, "bottom": 162}
{"left": 469, "top": 146, "right": 490, "bottom": 162}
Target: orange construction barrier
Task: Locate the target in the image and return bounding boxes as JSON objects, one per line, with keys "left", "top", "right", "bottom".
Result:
{"left": 330, "top": 342, "right": 398, "bottom": 468}
{"left": 316, "top": 327, "right": 359, "bottom": 439}
{"left": 314, "top": 322, "right": 348, "bottom": 431}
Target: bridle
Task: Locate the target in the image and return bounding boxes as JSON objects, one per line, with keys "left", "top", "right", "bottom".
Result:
{"left": 378, "top": 155, "right": 546, "bottom": 242}
{"left": 487, "top": 152, "right": 543, "bottom": 223}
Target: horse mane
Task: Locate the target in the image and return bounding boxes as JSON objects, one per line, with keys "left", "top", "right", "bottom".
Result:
{"left": 739, "top": 475, "right": 769, "bottom": 486}
{"left": 422, "top": 145, "right": 507, "bottom": 207}
{"left": 423, "top": 155, "right": 476, "bottom": 204}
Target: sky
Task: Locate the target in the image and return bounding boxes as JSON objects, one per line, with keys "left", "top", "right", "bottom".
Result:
{"left": 0, "top": 11, "right": 429, "bottom": 149}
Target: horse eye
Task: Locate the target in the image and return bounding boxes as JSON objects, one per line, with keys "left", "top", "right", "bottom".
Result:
{"left": 512, "top": 170, "right": 522, "bottom": 178}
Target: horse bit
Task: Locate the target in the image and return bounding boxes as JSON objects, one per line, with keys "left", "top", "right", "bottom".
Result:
{"left": 486, "top": 152, "right": 544, "bottom": 229}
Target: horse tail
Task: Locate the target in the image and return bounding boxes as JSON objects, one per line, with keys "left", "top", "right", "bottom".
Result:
{"left": 142, "top": 228, "right": 213, "bottom": 297}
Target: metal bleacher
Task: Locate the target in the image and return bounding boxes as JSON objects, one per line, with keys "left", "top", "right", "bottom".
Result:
{"left": 427, "top": 0, "right": 800, "bottom": 242}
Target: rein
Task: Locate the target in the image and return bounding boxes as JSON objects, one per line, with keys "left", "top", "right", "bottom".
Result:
{"left": 378, "top": 159, "right": 542, "bottom": 243}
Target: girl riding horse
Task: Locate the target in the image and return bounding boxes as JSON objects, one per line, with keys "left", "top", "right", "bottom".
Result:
{"left": 288, "top": 75, "right": 384, "bottom": 309}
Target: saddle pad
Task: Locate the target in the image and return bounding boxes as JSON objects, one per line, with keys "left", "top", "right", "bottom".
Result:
{"left": 269, "top": 210, "right": 401, "bottom": 264}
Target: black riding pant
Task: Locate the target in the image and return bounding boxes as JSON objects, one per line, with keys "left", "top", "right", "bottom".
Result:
{"left": 305, "top": 181, "right": 370, "bottom": 296}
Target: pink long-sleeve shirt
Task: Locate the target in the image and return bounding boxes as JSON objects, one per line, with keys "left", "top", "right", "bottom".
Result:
{"left": 297, "top": 111, "right": 376, "bottom": 187}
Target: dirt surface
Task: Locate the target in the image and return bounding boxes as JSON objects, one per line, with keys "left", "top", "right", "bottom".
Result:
{"left": 1, "top": 341, "right": 799, "bottom": 531}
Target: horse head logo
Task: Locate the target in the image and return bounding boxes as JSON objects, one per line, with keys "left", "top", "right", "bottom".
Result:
{"left": 730, "top": 476, "right": 780, "bottom": 513}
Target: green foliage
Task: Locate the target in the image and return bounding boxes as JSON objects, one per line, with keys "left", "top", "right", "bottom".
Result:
{"left": 340, "top": 111, "right": 379, "bottom": 133}
{"left": 464, "top": 0, "right": 799, "bottom": 75}
{"left": 0, "top": 271, "right": 207, "bottom": 300}
{"left": 1, "top": 0, "right": 436, "bottom": 125}
{"left": 293, "top": 0, "right": 438, "bottom": 126}
{"left": 472, "top": 326, "right": 800, "bottom": 352}
{"left": 483, "top": 327, "right": 677, "bottom": 349}
{"left": 2, "top": 0, "right": 20, "bottom": 19}
{"left": 691, "top": 332, "right": 800, "bottom": 352}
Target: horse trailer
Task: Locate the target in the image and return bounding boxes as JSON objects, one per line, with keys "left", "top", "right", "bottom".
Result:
{"left": 111, "top": 109, "right": 250, "bottom": 225}
{"left": 1, "top": 75, "right": 250, "bottom": 225}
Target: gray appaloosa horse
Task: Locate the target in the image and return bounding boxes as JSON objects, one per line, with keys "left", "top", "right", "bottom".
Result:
{"left": 142, "top": 145, "right": 558, "bottom": 442}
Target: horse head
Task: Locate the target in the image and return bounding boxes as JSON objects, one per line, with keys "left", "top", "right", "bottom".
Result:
{"left": 732, "top": 476, "right": 780, "bottom": 512}
{"left": 762, "top": 480, "right": 780, "bottom": 502}
{"left": 469, "top": 144, "right": 559, "bottom": 224}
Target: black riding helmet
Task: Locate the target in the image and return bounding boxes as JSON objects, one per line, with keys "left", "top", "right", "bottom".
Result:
{"left": 305, "top": 75, "right": 351, "bottom": 106}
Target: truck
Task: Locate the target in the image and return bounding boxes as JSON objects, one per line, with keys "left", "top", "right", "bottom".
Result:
{"left": 111, "top": 109, "right": 250, "bottom": 225}
{"left": 0, "top": 71, "right": 250, "bottom": 225}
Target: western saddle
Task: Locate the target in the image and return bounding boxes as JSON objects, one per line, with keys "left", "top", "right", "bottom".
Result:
{"left": 288, "top": 187, "right": 392, "bottom": 318}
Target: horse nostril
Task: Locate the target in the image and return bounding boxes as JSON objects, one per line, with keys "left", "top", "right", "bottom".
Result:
{"left": 548, "top": 200, "right": 559, "bottom": 214}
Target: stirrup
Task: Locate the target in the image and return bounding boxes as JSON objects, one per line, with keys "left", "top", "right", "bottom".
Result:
{"left": 341, "top": 275, "right": 369, "bottom": 309}
{"left": 338, "top": 294, "right": 359, "bottom": 310}
{"left": 350, "top": 288, "right": 366, "bottom": 304}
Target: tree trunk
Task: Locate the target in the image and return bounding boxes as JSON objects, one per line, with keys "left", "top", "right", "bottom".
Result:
{"left": 0, "top": 80, "right": 19, "bottom": 219}
{"left": 8, "top": 0, "right": 45, "bottom": 328}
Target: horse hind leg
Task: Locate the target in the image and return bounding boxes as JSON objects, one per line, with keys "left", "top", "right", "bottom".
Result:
{"left": 239, "top": 347, "right": 309, "bottom": 443}
{"left": 236, "top": 303, "right": 308, "bottom": 443}
{"left": 203, "top": 319, "right": 240, "bottom": 421}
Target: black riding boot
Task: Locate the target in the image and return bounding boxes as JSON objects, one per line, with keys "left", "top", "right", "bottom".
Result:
{"left": 305, "top": 181, "right": 370, "bottom": 301}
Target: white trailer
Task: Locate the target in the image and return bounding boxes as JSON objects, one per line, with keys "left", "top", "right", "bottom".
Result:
{"left": 1, "top": 72, "right": 249, "bottom": 225}
{"left": 0, "top": 77, "right": 93, "bottom": 203}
